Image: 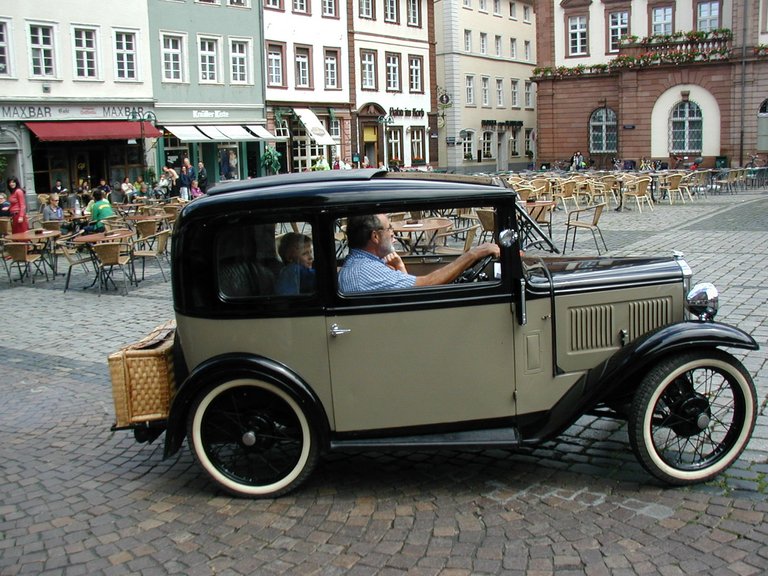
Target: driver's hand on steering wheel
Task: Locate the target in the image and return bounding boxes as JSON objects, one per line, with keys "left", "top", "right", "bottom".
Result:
{"left": 471, "top": 242, "right": 500, "bottom": 261}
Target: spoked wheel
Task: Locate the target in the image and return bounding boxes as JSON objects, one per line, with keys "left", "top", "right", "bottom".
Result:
{"left": 629, "top": 350, "right": 756, "bottom": 485}
{"left": 187, "top": 379, "right": 318, "bottom": 498}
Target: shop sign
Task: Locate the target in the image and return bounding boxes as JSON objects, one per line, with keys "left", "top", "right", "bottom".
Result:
{"left": 0, "top": 103, "right": 154, "bottom": 121}
{"left": 193, "top": 110, "right": 231, "bottom": 119}
{"left": 388, "top": 107, "right": 425, "bottom": 119}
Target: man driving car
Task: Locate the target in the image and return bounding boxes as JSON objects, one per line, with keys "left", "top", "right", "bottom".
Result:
{"left": 338, "top": 213, "right": 499, "bottom": 293}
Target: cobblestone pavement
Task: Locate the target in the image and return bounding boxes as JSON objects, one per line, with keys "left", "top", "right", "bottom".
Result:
{"left": 1, "top": 187, "right": 767, "bottom": 575}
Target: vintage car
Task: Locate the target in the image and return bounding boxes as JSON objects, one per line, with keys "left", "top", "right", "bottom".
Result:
{"left": 113, "top": 169, "right": 758, "bottom": 498}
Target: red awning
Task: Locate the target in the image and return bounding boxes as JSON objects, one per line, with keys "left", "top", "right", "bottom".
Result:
{"left": 25, "top": 121, "right": 162, "bottom": 142}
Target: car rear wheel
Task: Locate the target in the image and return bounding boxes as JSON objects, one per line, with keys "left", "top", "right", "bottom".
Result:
{"left": 629, "top": 350, "right": 756, "bottom": 485}
{"left": 187, "top": 378, "right": 318, "bottom": 498}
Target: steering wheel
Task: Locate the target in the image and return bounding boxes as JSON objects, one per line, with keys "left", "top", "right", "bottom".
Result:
{"left": 455, "top": 255, "right": 494, "bottom": 283}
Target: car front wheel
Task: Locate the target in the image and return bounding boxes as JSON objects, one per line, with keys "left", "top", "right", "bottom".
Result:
{"left": 629, "top": 350, "right": 756, "bottom": 485}
{"left": 187, "top": 378, "right": 318, "bottom": 498}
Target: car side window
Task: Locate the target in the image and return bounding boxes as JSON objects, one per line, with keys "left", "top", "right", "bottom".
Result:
{"left": 216, "top": 221, "right": 316, "bottom": 299}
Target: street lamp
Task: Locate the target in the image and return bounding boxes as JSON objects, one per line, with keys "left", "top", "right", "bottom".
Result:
{"left": 377, "top": 114, "right": 394, "bottom": 169}
{"left": 126, "top": 109, "right": 157, "bottom": 178}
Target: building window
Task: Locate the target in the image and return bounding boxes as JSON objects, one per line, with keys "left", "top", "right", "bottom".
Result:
{"left": 29, "top": 24, "right": 55, "bottom": 77}
{"left": 228, "top": 0, "right": 249, "bottom": 5}
{"left": 410, "top": 127, "right": 425, "bottom": 163}
{"left": 384, "top": 0, "right": 399, "bottom": 22}
{"left": 524, "top": 40, "right": 531, "bottom": 61}
{"left": 479, "top": 0, "right": 487, "bottom": 11}
{"left": 651, "top": 6, "right": 673, "bottom": 35}
{"left": 510, "top": 79, "right": 519, "bottom": 107}
{"left": 73, "top": 27, "right": 98, "bottom": 79}
{"left": 329, "top": 118, "right": 341, "bottom": 138}
{"left": 230, "top": 39, "right": 250, "bottom": 84}
{"left": 495, "top": 35, "right": 502, "bottom": 56}
{"left": 481, "top": 77, "right": 490, "bottom": 106}
{"left": 322, "top": 0, "right": 337, "bottom": 17}
{"left": 464, "top": 29, "right": 472, "bottom": 52}
{"left": 324, "top": 48, "right": 340, "bottom": 89}
{"left": 388, "top": 126, "right": 403, "bottom": 165}
{"left": 509, "top": 1, "right": 516, "bottom": 18}
{"left": 463, "top": 0, "right": 471, "bottom": 8}
{"left": 480, "top": 32, "right": 488, "bottom": 54}
{"left": 267, "top": 42, "right": 285, "bottom": 87}
{"left": 463, "top": 130, "right": 475, "bottom": 159}
{"left": 524, "top": 81, "right": 534, "bottom": 108}
{"left": 361, "top": 49, "right": 377, "bottom": 89}
{"left": 293, "top": 0, "right": 309, "bottom": 13}
{"left": 114, "top": 31, "right": 137, "bottom": 81}
{"left": 525, "top": 129, "right": 534, "bottom": 156}
{"left": 568, "top": 15, "right": 588, "bottom": 56}
{"left": 274, "top": 119, "right": 290, "bottom": 138}
{"left": 291, "top": 117, "right": 325, "bottom": 172}
{"left": 386, "top": 52, "right": 401, "bottom": 92}
{"left": 493, "top": 0, "right": 501, "bottom": 15}
{"left": 161, "top": 33, "right": 185, "bottom": 82}
{"left": 407, "top": 0, "right": 421, "bottom": 25}
{"left": 199, "top": 37, "right": 220, "bottom": 83}
{"left": 509, "top": 129, "right": 519, "bottom": 156}
{"left": 696, "top": 1, "right": 720, "bottom": 31}
{"left": 0, "top": 21, "right": 11, "bottom": 77}
{"left": 465, "top": 75, "right": 475, "bottom": 105}
{"left": 359, "top": 0, "right": 374, "bottom": 19}
{"left": 670, "top": 101, "right": 703, "bottom": 154}
{"left": 523, "top": 5, "right": 531, "bottom": 22}
{"left": 496, "top": 78, "right": 504, "bottom": 107}
{"left": 510, "top": 38, "right": 517, "bottom": 58}
{"left": 482, "top": 131, "right": 494, "bottom": 158}
{"left": 608, "top": 11, "right": 629, "bottom": 52}
{"left": 589, "top": 107, "right": 618, "bottom": 153}
{"left": 265, "top": 0, "right": 283, "bottom": 8}
{"left": 295, "top": 45, "right": 312, "bottom": 88}
{"left": 408, "top": 55, "right": 423, "bottom": 93}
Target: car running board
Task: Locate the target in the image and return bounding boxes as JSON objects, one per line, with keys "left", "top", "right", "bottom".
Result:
{"left": 329, "top": 427, "right": 520, "bottom": 451}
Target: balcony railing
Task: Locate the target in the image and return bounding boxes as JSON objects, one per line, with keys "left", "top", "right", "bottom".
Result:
{"left": 533, "top": 29, "right": 734, "bottom": 79}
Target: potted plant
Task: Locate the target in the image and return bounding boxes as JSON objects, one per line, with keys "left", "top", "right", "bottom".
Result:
{"left": 260, "top": 146, "right": 282, "bottom": 176}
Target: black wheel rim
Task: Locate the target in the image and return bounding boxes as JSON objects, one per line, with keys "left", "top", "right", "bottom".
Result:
{"left": 200, "top": 385, "right": 304, "bottom": 487}
{"left": 650, "top": 365, "right": 746, "bottom": 472}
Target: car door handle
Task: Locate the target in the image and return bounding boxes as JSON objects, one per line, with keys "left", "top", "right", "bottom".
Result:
{"left": 330, "top": 323, "right": 351, "bottom": 337}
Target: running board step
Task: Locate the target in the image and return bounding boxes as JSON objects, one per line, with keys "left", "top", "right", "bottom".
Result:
{"left": 329, "top": 427, "right": 520, "bottom": 451}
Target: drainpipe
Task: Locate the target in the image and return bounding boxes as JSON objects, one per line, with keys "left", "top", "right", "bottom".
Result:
{"left": 738, "top": 0, "right": 748, "bottom": 167}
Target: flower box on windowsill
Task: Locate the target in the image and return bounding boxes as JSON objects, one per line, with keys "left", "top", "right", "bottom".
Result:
{"left": 412, "top": 158, "right": 426, "bottom": 165}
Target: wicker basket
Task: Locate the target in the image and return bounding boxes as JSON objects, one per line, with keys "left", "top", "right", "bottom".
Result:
{"left": 109, "top": 320, "right": 176, "bottom": 428}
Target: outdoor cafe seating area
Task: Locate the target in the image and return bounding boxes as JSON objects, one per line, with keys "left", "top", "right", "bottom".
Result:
{"left": 0, "top": 197, "right": 180, "bottom": 294}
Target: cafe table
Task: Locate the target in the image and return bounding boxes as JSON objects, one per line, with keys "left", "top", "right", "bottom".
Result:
{"left": 391, "top": 217, "right": 453, "bottom": 254}
{"left": 73, "top": 229, "right": 136, "bottom": 290}
{"left": 7, "top": 228, "right": 61, "bottom": 276}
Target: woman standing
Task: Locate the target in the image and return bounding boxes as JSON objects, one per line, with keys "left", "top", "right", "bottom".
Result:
{"left": 6, "top": 177, "right": 29, "bottom": 234}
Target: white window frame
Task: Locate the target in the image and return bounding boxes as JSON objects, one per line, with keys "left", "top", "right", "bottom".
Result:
{"left": 465, "top": 75, "right": 475, "bottom": 106}
{"left": 408, "top": 55, "right": 422, "bottom": 93}
{"left": 229, "top": 38, "right": 251, "bottom": 84}
{"left": 480, "top": 32, "right": 488, "bottom": 54}
{"left": 0, "top": 19, "right": 12, "bottom": 77}
{"left": 495, "top": 35, "right": 502, "bottom": 56}
{"left": 28, "top": 23, "right": 57, "bottom": 78}
{"left": 510, "top": 38, "right": 517, "bottom": 59}
{"left": 386, "top": 52, "right": 401, "bottom": 92}
{"left": 463, "top": 0, "right": 471, "bottom": 8}
{"left": 479, "top": 0, "right": 487, "bottom": 12}
{"left": 608, "top": 11, "right": 629, "bottom": 52}
{"left": 464, "top": 29, "right": 472, "bottom": 52}
{"left": 384, "top": 0, "right": 398, "bottom": 22}
{"left": 359, "top": 0, "right": 373, "bottom": 18}
{"left": 652, "top": 6, "right": 673, "bottom": 35}
{"left": 198, "top": 35, "right": 221, "bottom": 83}
{"left": 463, "top": 130, "right": 475, "bottom": 159}
{"left": 161, "top": 31, "right": 187, "bottom": 83}
{"left": 322, "top": 0, "right": 337, "bottom": 17}
{"left": 523, "top": 5, "right": 531, "bottom": 22}
{"left": 493, "top": 0, "right": 501, "bottom": 15}
{"left": 324, "top": 48, "right": 340, "bottom": 89}
{"left": 114, "top": 29, "right": 138, "bottom": 81}
{"left": 293, "top": 0, "right": 308, "bottom": 13}
{"left": 228, "top": 0, "right": 249, "bottom": 6}
{"left": 568, "top": 15, "right": 588, "bottom": 56}
{"left": 496, "top": 78, "right": 504, "bottom": 107}
{"left": 407, "top": 0, "right": 420, "bottom": 26}
{"left": 265, "top": 0, "right": 282, "bottom": 8}
{"left": 72, "top": 26, "right": 99, "bottom": 80}
{"left": 294, "top": 45, "right": 311, "bottom": 88}
{"left": 481, "top": 131, "right": 494, "bottom": 158}
{"left": 410, "top": 127, "right": 425, "bottom": 162}
{"left": 481, "top": 76, "right": 490, "bottom": 106}
{"left": 361, "top": 50, "right": 376, "bottom": 90}
{"left": 524, "top": 81, "right": 534, "bottom": 108}
{"left": 267, "top": 42, "right": 285, "bottom": 87}
{"left": 510, "top": 78, "right": 519, "bottom": 107}
{"left": 524, "top": 40, "right": 531, "bottom": 61}
{"left": 509, "top": 1, "right": 517, "bottom": 18}
{"left": 697, "top": 1, "right": 719, "bottom": 32}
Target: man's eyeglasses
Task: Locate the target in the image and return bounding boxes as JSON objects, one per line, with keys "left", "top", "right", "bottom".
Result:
{"left": 375, "top": 225, "right": 394, "bottom": 233}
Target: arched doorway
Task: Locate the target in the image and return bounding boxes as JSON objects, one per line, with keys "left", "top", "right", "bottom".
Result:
{"left": 357, "top": 103, "right": 386, "bottom": 168}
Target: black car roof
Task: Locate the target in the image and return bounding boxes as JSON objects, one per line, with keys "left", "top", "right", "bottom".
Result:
{"left": 188, "top": 169, "right": 514, "bottom": 215}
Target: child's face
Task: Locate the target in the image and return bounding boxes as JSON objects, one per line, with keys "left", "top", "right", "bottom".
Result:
{"left": 295, "top": 243, "right": 313, "bottom": 269}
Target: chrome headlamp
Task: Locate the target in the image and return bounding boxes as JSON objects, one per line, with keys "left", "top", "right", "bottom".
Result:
{"left": 686, "top": 282, "right": 719, "bottom": 321}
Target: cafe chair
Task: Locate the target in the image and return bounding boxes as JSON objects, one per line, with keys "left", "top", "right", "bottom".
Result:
{"left": 622, "top": 176, "right": 654, "bottom": 212}
{"left": 0, "top": 217, "right": 12, "bottom": 237}
{"left": 658, "top": 173, "right": 685, "bottom": 204}
{"left": 552, "top": 179, "right": 580, "bottom": 213}
{"left": 56, "top": 237, "right": 92, "bottom": 293}
{"left": 0, "top": 240, "right": 13, "bottom": 286}
{"left": 563, "top": 203, "right": 609, "bottom": 255}
{"left": 132, "top": 230, "right": 171, "bottom": 282}
{"left": 4, "top": 242, "right": 49, "bottom": 283}
{"left": 42, "top": 220, "right": 63, "bottom": 231}
{"left": 433, "top": 224, "right": 480, "bottom": 255}
{"left": 91, "top": 241, "right": 135, "bottom": 296}
{"left": 474, "top": 208, "right": 497, "bottom": 242}
{"left": 135, "top": 219, "right": 160, "bottom": 247}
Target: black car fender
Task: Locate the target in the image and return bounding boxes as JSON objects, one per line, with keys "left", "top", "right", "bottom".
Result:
{"left": 520, "top": 320, "right": 758, "bottom": 443}
{"left": 163, "top": 353, "right": 331, "bottom": 458}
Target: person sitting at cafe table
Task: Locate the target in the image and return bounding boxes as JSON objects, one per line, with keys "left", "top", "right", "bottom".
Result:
{"left": 338, "top": 213, "right": 499, "bottom": 293}
{"left": 0, "top": 193, "right": 10, "bottom": 218}
{"left": 83, "top": 189, "right": 115, "bottom": 233}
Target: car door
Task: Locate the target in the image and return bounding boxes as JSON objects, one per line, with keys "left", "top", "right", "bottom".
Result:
{"left": 326, "top": 209, "right": 518, "bottom": 434}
